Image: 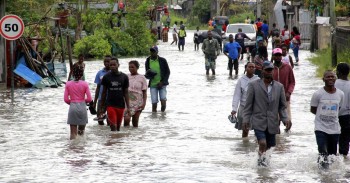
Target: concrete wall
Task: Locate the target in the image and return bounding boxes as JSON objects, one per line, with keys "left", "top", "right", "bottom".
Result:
{"left": 317, "top": 25, "right": 331, "bottom": 50}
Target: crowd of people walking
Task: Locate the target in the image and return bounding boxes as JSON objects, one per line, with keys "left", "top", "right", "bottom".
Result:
{"left": 63, "top": 17, "right": 349, "bottom": 170}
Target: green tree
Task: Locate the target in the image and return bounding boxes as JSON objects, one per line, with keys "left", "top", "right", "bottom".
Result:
{"left": 191, "top": 0, "right": 211, "bottom": 23}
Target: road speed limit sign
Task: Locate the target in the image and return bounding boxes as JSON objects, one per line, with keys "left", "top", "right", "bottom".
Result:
{"left": 0, "top": 15, "right": 25, "bottom": 40}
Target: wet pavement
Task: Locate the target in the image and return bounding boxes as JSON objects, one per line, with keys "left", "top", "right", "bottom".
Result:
{"left": 1, "top": 30, "right": 350, "bottom": 182}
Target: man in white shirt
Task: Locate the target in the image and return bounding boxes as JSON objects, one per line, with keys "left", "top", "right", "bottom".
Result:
{"left": 170, "top": 21, "right": 178, "bottom": 45}
{"left": 335, "top": 63, "right": 350, "bottom": 157}
{"left": 310, "top": 70, "right": 344, "bottom": 169}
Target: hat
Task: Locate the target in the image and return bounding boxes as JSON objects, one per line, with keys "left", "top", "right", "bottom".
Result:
{"left": 150, "top": 46, "right": 158, "bottom": 52}
{"left": 272, "top": 48, "right": 282, "bottom": 55}
{"left": 263, "top": 61, "right": 274, "bottom": 70}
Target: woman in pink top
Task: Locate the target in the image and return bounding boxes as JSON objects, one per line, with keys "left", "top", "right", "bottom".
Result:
{"left": 124, "top": 60, "right": 147, "bottom": 127}
{"left": 64, "top": 66, "right": 92, "bottom": 140}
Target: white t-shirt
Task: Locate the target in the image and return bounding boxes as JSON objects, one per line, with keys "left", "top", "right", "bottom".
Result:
{"left": 311, "top": 88, "right": 344, "bottom": 134}
{"left": 335, "top": 79, "right": 350, "bottom": 116}
{"left": 172, "top": 24, "right": 177, "bottom": 34}
{"left": 282, "top": 55, "right": 291, "bottom": 66}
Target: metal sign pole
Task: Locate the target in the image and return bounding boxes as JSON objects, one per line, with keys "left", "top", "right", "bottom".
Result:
{"left": 10, "top": 40, "right": 14, "bottom": 103}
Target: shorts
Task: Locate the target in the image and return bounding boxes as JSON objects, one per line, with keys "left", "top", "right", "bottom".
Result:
{"left": 106, "top": 106, "right": 125, "bottom": 126}
{"left": 150, "top": 86, "right": 167, "bottom": 104}
{"left": 205, "top": 58, "right": 216, "bottom": 70}
{"left": 172, "top": 33, "right": 178, "bottom": 42}
{"left": 228, "top": 58, "right": 238, "bottom": 70}
{"left": 254, "top": 129, "right": 276, "bottom": 148}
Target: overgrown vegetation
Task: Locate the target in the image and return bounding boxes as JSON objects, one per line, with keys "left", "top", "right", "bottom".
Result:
{"left": 309, "top": 48, "right": 350, "bottom": 77}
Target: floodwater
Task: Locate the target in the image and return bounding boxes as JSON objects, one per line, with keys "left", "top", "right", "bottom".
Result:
{"left": 1, "top": 31, "right": 350, "bottom": 182}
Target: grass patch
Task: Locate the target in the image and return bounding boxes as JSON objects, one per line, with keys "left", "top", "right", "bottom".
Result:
{"left": 309, "top": 47, "right": 350, "bottom": 77}
{"left": 230, "top": 12, "right": 255, "bottom": 24}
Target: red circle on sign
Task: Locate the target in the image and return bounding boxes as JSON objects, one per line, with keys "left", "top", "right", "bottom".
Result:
{"left": 0, "top": 15, "right": 25, "bottom": 40}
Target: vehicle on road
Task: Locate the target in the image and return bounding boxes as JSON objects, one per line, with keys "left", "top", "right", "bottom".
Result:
{"left": 222, "top": 23, "right": 256, "bottom": 51}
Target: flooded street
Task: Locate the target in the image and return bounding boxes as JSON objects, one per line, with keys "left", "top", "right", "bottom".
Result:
{"left": 1, "top": 31, "right": 350, "bottom": 182}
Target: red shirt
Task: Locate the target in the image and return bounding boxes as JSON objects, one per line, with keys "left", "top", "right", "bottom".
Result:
{"left": 273, "top": 63, "right": 295, "bottom": 95}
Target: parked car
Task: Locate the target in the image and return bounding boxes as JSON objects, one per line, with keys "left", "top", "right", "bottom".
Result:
{"left": 222, "top": 23, "right": 256, "bottom": 50}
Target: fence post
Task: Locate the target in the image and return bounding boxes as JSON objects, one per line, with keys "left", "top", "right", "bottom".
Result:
{"left": 330, "top": 0, "right": 337, "bottom": 67}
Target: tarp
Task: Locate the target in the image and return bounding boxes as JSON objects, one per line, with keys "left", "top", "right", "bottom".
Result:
{"left": 173, "top": 5, "right": 182, "bottom": 10}
{"left": 274, "top": 0, "right": 285, "bottom": 30}
{"left": 316, "top": 17, "right": 330, "bottom": 25}
{"left": 14, "top": 64, "right": 42, "bottom": 86}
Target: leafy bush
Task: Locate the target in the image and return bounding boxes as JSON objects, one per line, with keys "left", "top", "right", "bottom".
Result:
{"left": 73, "top": 31, "right": 111, "bottom": 58}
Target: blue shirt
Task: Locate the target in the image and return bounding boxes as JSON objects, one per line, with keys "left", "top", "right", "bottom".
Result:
{"left": 261, "top": 24, "right": 269, "bottom": 37}
{"left": 224, "top": 42, "right": 241, "bottom": 60}
{"left": 94, "top": 68, "right": 109, "bottom": 100}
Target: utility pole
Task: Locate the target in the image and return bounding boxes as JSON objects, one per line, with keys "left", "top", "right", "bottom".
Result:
{"left": 0, "top": 0, "right": 5, "bottom": 85}
{"left": 330, "top": 0, "right": 337, "bottom": 67}
{"left": 216, "top": 0, "right": 220, "bottom": 16}
{"left": 256, "top": 0, "right": 261, "bottom": 19}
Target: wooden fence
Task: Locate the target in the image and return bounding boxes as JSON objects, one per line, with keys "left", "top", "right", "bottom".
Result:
{"left": 336, "top": 26, "right": 350, "bottom": 52}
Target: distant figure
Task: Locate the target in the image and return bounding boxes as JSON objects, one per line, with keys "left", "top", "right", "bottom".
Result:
{"left": 194, "top": 26, "right": 201, "bottom": 51}
{"left": 243, "top": 61, "right": 291, "bottom": 167}
{"left": 178, "top": 25, "right": 186, "bottom": 51}
{"left": 261, "top": 20, "right": 269, "bottom": 45}
{"left": 253, "top": 45, "right": 268, "bottom": 78}
{"left": 162, "top": 25, "right": 169, "bottom": 42}
{"left": 202, "top": 31, "right": 220, "bottom": 75}
{"left": 290, "top": 26, "right": 301, "bottom": 63}
{"left": 93, "top": 55, "right": 111, "bottom": 125}
{"left": 124, "top": 60, "right": 147, "bottom": 127}
{"left": 335, "top": 63, "right": 350, "bottom": 158}
{"left": 64, "top": 66, "right": 92, "bottom": 140}
{"left": 170, "top": 21, "right": 178, "bottom": 45}
{"left": 145, "top": 46, "right": 170, "bottom": 113}
{"left": 281, "top": 25, "right": 290, "bottom": 52}
{"left": 224, "top": 34, "right": 242, "bottom": 76}
{"left": 245, "top": 16, "right": 251, "bottom": 24}
{"left": 310, "top": 70, "right": 344, "bottom": 169}
{"left": 231, "top": 62, "right": 259, "bottom": 138}
{"left": 281, "top": 44, "right": 294, "bottom": 68}
{"left": 269, "top": 23, "right": 280, "bottom": 49}
{"left": 100, "top": 57, "right": 130, "bottom": 131}
{"left": 235, "top": 28, "right": 252, "bottom": 61}
{"left": 68, "top": 54, "right": 85, "bottom": 81}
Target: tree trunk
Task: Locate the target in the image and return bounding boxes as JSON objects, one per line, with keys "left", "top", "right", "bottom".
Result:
{"left": 75, "top": 12, "right": 83, "bottom": 41}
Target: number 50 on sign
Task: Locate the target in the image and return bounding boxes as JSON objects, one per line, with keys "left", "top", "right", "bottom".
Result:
{"left": 0, "top": 15, "right": 24, "bottom": 40}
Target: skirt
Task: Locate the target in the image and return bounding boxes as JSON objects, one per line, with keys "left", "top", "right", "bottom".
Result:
{"left": 127, "top": 91, "right": 143, "bottom": 116}
{"left": 67, "top": 102, "right": 88, "bottom": 125}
